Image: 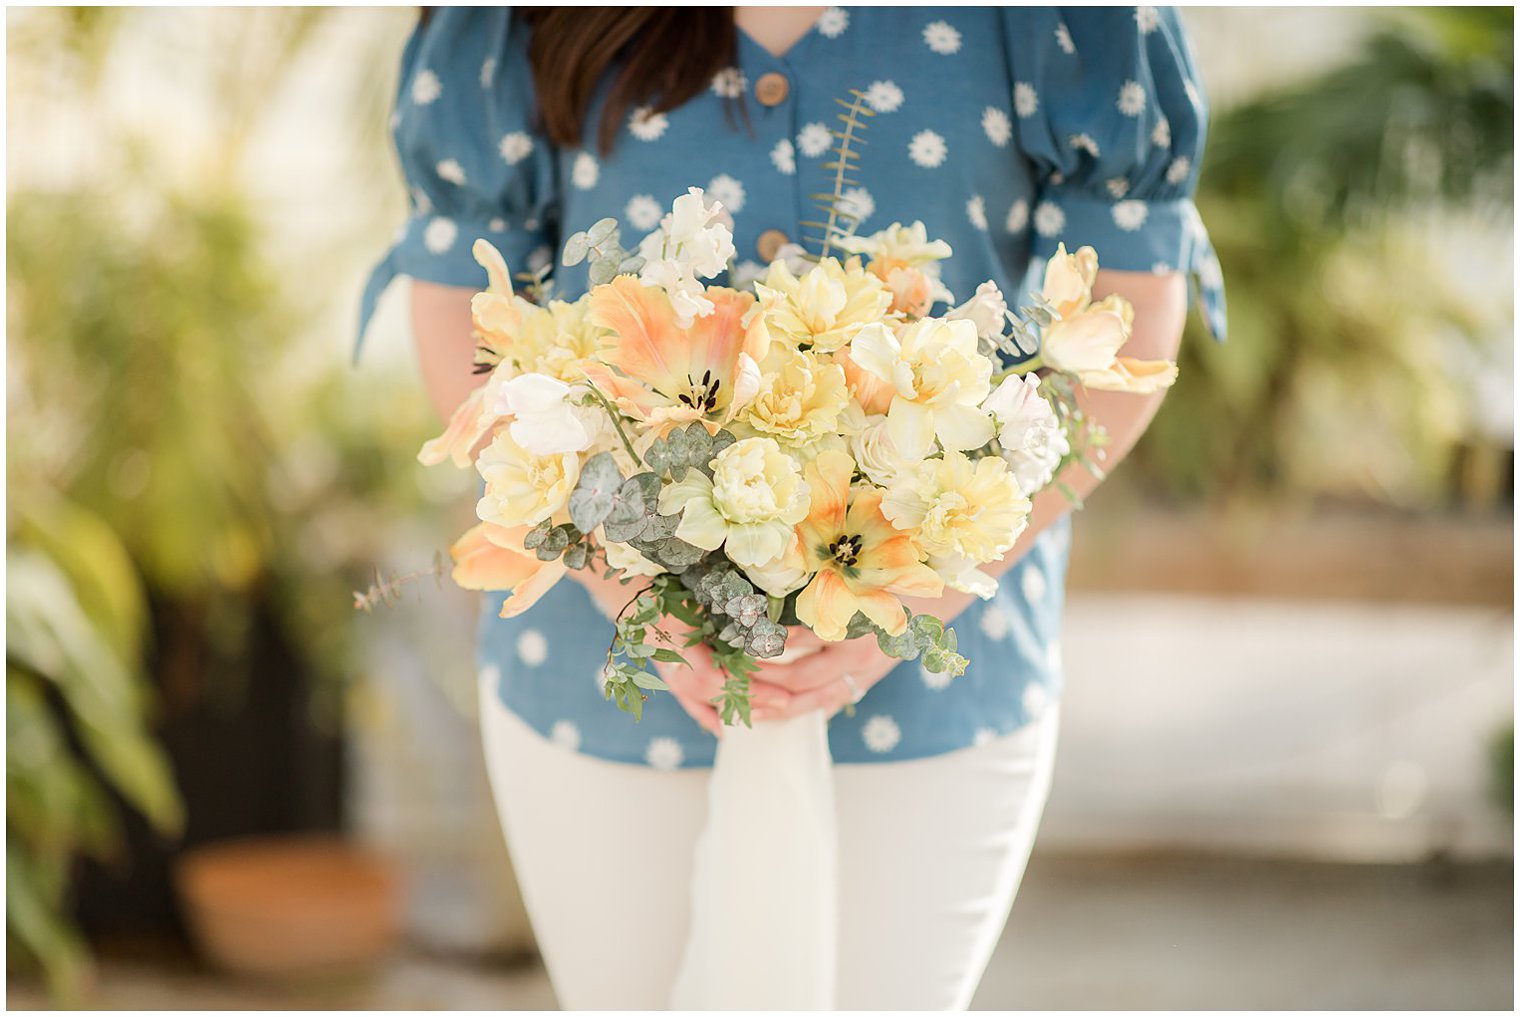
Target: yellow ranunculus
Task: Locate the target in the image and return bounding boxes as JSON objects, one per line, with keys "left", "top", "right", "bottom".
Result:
{"left": 882, "top": 451, "right": 1030, "bottom": 564}
{"left": 847, "top": 317, "right": 995, "bottom": 459}
{"left": 753, "top": 256, "right": 894, "bottom": 354}
{"left": 736, "top": 346, "right": 852, "bottom": 452}
{"left": 657, "top": 436, "right": 810, "bottom": 568}
{"left": 475, "top": 428, "right": 581, "bottom": 529}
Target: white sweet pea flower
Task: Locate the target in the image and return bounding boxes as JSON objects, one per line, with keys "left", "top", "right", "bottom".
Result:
{"left": 632, "top": 187, "right": 738, "bottom": 328}
{"left": 947, "top": 281, "right": 1008, "bottom": 341}
{"left": 982, "top": 374, "right": 1069, "bottom": 495}
{"left": 638, "top": 255, "right": 716, "bottom": 326}
{"left": 495, "top": 373, "right": 608, "bottom": 455}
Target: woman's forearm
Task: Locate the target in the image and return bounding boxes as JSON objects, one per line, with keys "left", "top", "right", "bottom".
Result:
{"left": 902, "top": 268, "right": 1188, "bottom": 623}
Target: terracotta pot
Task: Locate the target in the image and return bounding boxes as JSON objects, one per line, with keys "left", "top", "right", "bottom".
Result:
{"left": 175, "top": 835, "right": 402, "bottom": 979}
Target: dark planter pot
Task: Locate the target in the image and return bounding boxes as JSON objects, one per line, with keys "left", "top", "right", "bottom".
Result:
{"left": 71, "top": 591, "right": 346, "bottom": 950}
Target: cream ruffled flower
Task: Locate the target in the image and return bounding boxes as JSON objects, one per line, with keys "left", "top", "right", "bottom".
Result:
{"left": 735, "top": 346, "right": 852, "bottom": 451}
{"left": 1040, "top": 244, "right": 1178, "bottom": 394}
{"left": 476, "top": 428, "right": 581, "bottom": 529}
{"left": 753, "top": 256, "right": 893, "bottom": 353}
{"left": 657, "top": 436, "right": 810, "bottom": 567}
{"left": 882, "top": 451, "right": 1031, "bottom": 597}
{"left": 847, "top": 317, "right": 996, "bottom": 459}
{"left": 983, "top": 374, "right": 1069, "bottom": 495}
{"left": 837, "top": 220, "right": 953, "bottom": 270}
{"left": 470, "top": 241, "right": 600, "bottom": 382}
{"left": 839, "top": 221, "right": 954, "bottom": 318}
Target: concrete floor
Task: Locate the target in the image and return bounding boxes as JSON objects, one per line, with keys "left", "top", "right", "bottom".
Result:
{"left": 11, "top": 853, "right": 1511, "bottom": 1010}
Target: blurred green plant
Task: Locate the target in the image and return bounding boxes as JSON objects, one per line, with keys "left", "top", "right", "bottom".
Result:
{"left": 1488, "top": 724, "right": 1513, "bottom": 817}
{"left": 1134, "top": 7, "right": 1513, "bottom": 507}
{"left": 7, "top": 493, "right": 183, "bottom": 1003}
{"left": 7, "top": 8, "right": 439, "bottom": 1000}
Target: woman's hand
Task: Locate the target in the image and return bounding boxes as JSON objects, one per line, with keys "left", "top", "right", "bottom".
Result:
{"left": 747, "top": 631, "right": 900, "bottom": 722}
{"left": 651, "top": 621, "right": 794, "bottom": 738}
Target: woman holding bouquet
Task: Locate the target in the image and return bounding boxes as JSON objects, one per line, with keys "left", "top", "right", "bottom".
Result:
{"left": 358, "top": 6, "right": 1224, "bottom": 1009}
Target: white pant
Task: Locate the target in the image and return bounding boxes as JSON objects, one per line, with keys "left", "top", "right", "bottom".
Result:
{"left": 479, "top": 680, "right": 1060, "bottom": 1010}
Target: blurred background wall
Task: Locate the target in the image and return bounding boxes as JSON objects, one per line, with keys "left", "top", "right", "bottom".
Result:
{"left": 6, "top": 6, "right": 1512, "bottom": 1009}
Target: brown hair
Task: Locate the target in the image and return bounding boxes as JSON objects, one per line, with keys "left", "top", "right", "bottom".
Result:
{"left": 520, "top": 8, "right": 738, "bottom": 154}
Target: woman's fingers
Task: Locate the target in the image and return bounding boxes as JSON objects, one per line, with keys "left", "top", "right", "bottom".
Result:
{"left": 752, "top": 676, "right": 851, "bottom": 721}
{"left": 757, "top": 648, "right": 855, "bottom": 694}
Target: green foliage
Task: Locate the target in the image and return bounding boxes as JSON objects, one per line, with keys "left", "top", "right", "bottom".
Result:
{"left": 561, "top": 216, "right": 644, "bottom": 284}
{"left": 1488, "top": 724, "right": 1513, "bottom": 817}
{"left": 6, "top": 10, "right": 437, "bottom": 1000}
{"left": 1133, "top": 8, "right": 1513, "bottom": 507}
{"left": 644, "top": 422, "right": 737, "bottom": 482}
{"left": 7, "top": 502, "right": 182, "bottom": 1003}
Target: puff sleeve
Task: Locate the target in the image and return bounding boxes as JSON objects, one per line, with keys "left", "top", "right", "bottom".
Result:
{"left": 355, "top": 8, "right": 558, "bottom": 362}
{"left": 1007, "top": 7, "right": 1226, "bottom": 340}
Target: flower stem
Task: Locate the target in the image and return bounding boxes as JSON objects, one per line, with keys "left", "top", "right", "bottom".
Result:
{"left": 582, "top": 380, "right": 644, "bottom": 466}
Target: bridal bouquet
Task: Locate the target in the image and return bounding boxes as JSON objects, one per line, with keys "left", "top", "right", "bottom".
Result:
{"left": 409, "top": 183, "right": 1176, "bottom": 726}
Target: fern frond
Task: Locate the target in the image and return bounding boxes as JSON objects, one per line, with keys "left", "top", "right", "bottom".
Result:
{"left": 805, "top": 88, "right": 875, "bottom": 260}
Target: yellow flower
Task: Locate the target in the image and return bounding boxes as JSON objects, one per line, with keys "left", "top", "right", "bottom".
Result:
{"left": 847, "top": 317, "right": 995, "bottom": 459}
{"left": 468, "top": 240, "right": 603, "bottom": 383}
{"left": 883, "top": 452, "right": 1030, "bottom": 564}
{"left": 657, "top": 436, "right": 810, "bottom": 568}
{"left": 507, "top": 296, "right": 602, "bottom": 382}
{"left": 475, "top": 428, "right": 581, "bottom": 529}
{"left": 1039, "top": 245, "right": 1179, "bottom": 394}
{"left": 735, "top": 346, "right": 852, "bottom": 451}
{"left": 882, "top": 451, "right": 1030, "bottom": 599}
{"left": 1040, "top": 242, "right": 1100, "bottom": 319}
{"left": 789, "top": 451, "right": 943, "bottom": 641}
{"left": 753, "top": 256, "right": 893, "bottom": 353}
{"left": 838, "top": 220, "right": 953, "bottom": 272}
{"left": 450, "top": 522, "right": 566, "bottom": 618}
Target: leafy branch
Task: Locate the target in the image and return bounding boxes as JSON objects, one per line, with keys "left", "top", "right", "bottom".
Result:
{"left": 351, "top": 552, "right": 452, "bottom": 612}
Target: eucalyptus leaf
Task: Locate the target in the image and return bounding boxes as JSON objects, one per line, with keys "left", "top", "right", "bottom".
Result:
{"left": 562, "top": 543, "right": 591, "bottom": 570}
{"left": 586, "top": 217, "right": 619, "bottom": 246}
{"left": 523, "top": 519, "right": 553, "bottom": 551}
{"left": 568, "top": 451, "right": 624, "bottom": 532}
{"left": 587, "top": 258, "right": 618, "bottom": 286}
{"left": 561, "top": 231, "right": 590, "bottom": 266}
{"left": 744, "top": 619, "right": 787, "bottom": 658}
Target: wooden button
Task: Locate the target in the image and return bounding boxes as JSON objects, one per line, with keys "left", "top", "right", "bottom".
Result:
{"left": 755, "top": 72, "right": 789, "bottom": 107}
{"left": 757, "top": 229, "right": 789, "bottom": 262}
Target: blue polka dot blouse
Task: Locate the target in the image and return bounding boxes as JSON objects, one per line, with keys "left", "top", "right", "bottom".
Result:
{"left": 357, "top": 7, "right": 1226, "bottom": 769}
